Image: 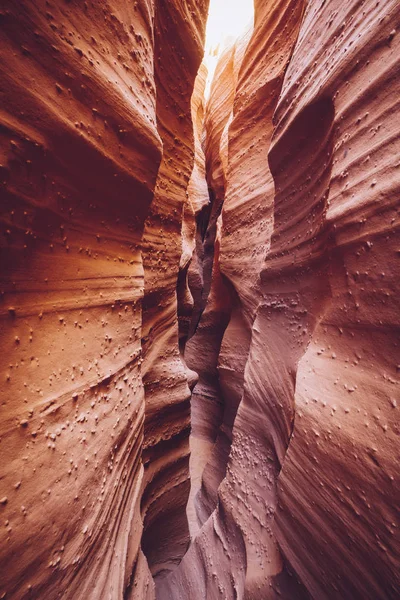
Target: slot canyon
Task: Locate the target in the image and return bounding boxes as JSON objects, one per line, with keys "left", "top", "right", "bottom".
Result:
{"left": 0, "top": 0, "right": 399, "bottom": 598}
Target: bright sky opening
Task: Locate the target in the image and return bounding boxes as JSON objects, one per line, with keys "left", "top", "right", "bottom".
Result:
{"left": 203, "top": 0, "right": 254, "bottom": 98}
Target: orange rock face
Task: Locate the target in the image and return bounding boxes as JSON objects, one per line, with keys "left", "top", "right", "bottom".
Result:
{"left": 270, "top": 2, "right": 400, "bottom": 597}
{"left": 139, "top": 1, "right": 208, "bottom": 589}
{"left": 0, "top": 1, "right": 207, "bottom": 598}
{"left": 1, "top": 0, "right": 399, "bottom": 599}
{"left": 160, "top": 0, "right": 400, "bottom": 599}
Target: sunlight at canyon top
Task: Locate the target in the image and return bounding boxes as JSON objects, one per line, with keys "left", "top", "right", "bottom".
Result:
{"left": 203, "top": 0, "right": 254, "bottom": 97}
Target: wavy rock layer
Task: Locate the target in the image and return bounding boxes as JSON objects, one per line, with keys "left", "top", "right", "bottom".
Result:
{"left": 0, "top": 1, "right": 207, "bottom": 599}
{"left": 184, "top": 40, "right": 242, "bottom": 531}
{"left": 1, "top": 0, "right": 399, "bottom": 599}
{"left": 140, "top": 0, "right": 207, "bottom": 586}
{"left": 161, "top": 0, "right": 400, "bottom": 599}
{"left": 271, "top": 1, "right": 400, "bottom": 598}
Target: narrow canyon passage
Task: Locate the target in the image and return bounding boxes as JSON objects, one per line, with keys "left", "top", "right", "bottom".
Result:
{"left": 0, "top": 1, "right": 399, "bottom": 599}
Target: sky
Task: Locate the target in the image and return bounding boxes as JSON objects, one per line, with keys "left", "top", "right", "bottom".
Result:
{"left": 203, "top": 0, "right": 254, "bottom": 97}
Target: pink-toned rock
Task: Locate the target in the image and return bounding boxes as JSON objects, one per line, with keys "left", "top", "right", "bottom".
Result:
{"left": 140, "top": 0, "right": 208, "bottom": 588}
{"left": 270, "top": 1, "right": 400, "bottom": 597}
{"left": 0, "top": 2, "right": 160, "bottom": 598}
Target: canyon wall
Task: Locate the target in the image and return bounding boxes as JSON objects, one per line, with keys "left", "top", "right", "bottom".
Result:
{"left": 162, "top": 0, "right": 400, "bottom": 599}
{"left": 1, "top": 0, "right": 399, "bottom": 599}
{"left": 270, "top": 1, "right": 400, "bottom": 597}
{"left": 0, "top": 1, "right": 208, "bottom": 598}
{"left": 139, "top": 0, "right": 207, "bottom": 586}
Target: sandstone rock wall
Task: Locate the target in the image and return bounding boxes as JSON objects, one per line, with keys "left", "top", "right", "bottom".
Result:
{"left": 1, "top": 0, "right": 399, "bottom": 599}
{"left": 161, "top": 0, "right": 400, "bottom": 598}
{"left": 184, "top": 40, "right": 243, "bottom": 532}
{"left": 271, "top": 1, "right": 400, "bottom": 597}
{"left": 0, "top": 1, "right": 208, "bottom": 598}
{"left": 140, "top": 0, "right": 208, "bottom": 587}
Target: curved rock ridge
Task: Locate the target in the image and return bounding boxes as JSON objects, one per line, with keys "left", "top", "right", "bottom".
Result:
{"left": 270, "top": 1, "right": 400, "bottom": 597}
{"left": 184, "top": 40, "right": 242, "bottom": 532}
{"left": 140, "top": 0, "right": 208, "bottom": 587}
{"left": 0, "top": 0, "right": 208, "bottom": 598}
{"left": 159, "top": 1, "right": 308, "bottom": 597}
{"left": 178, "top": 63, "right": 209, "bottom": 358}
{"left": 160, "top": 0, "right": 400, "bottom": 599}
{"left": 186, "top": 30, "right": 259, "bottom": 531}
{"left": 177, "top": 64, "right": 222, "bottom": 539}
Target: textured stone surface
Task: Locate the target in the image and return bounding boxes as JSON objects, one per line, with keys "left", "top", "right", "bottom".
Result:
{"left": 270, "top": 1, "right": 400, "bottom": 597}
{"left": 161, "top": 0, "right": 400, "bottom": 599}
{"left": 140, "top": 0, "right": 208, "bottom": 587}
{"left": 1, "top": 0, "right": 399, "bottom": 599}
{"left": 0, "top": 1, "right": 207, "bottom": 598}
{"left": 185, "top": 40, "right": 243, "bottom": 530}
